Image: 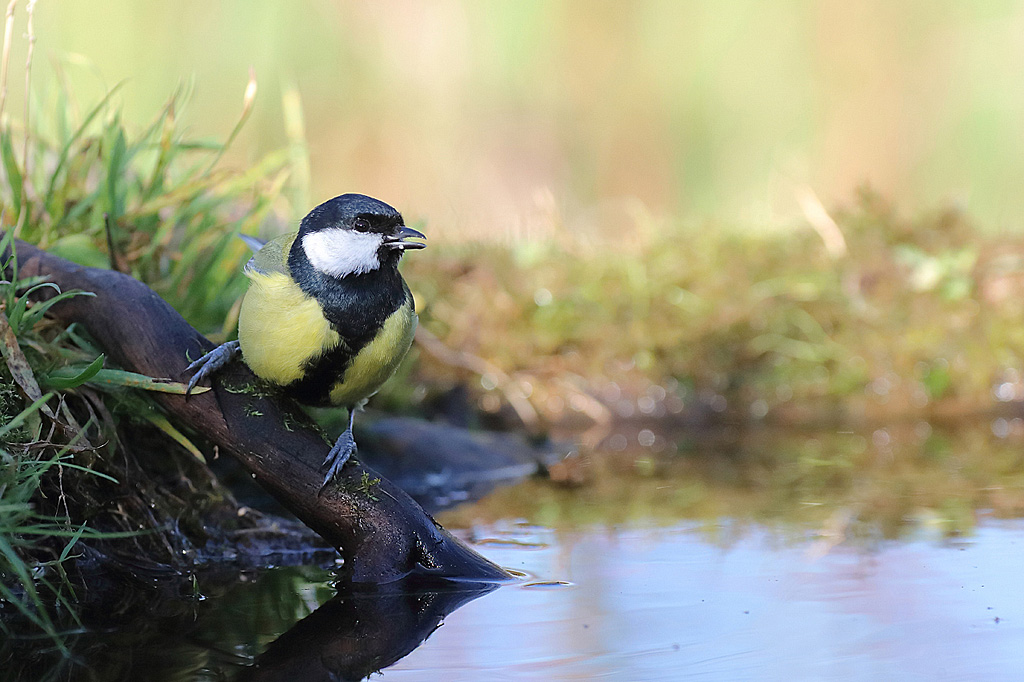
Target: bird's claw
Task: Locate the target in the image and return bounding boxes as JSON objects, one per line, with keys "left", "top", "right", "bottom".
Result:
{"left": 319, "top": 429, "right": 356, "bottom": 492}
{"left": 184, "top": 340, "right": 241, "bottom": 397}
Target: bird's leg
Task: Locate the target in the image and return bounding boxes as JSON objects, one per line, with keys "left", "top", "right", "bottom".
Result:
{"left": 321, "top": 407, "right": 357, "bottom": 489}
{"left": 184, "top": 340, "right": 241, "bottom": 397}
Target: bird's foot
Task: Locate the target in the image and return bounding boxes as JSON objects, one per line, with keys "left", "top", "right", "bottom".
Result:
{"left": 320, "top": 429, "right": 356, "bottom": 491}
{"left": 184, "top": 340, "right": 241, "bottom": 397}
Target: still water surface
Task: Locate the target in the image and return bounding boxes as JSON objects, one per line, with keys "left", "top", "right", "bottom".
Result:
{"left": 384, "top": 521, "right": 1024, "bottom": 680}
{"left": 94, "top": 519, "right": 1022, "bottom": 681}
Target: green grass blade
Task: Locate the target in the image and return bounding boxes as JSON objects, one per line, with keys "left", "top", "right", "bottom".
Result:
{"left": 105, "top": 126, "right": 129, "bottom": 221}
{"left": 0, "top": 229, "right": 14, "bottom": 275}
{"left": 41, "top": 354, "right": 105, "bottom": 390}
{"left": 140, "top": 411, "right": 206, "bottom": 463}
{"left": 15, "top": 527, "right": 145, "bottom": 538}
{"left": 43, "top": 81, "right": 125, "bottom": 221}
{"left": 47, "top": 459, "right": 119, "bottom": 483}
{"left": 1, "top": 131, "right": 23, "bottom": 218}
{"left": 80, "top": 368, "right": 210, "bottom": 394}
{"left": 0, "top": 393, "right": 53, "bottom": 439}
{"left": 17, "top": 288, "right": 95, "bottom": 334}
{"left": 57, "top": 524, "right": 88, "bottom": 563}
{"left": 0, "top": 535, "right": 58, "bottom": 638}
{"left": 8, "top": 282, "right": 68, "bottom": 334}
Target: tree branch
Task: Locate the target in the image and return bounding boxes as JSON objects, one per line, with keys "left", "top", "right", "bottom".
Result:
{"left": 10, "top": 238, "right": 510, "bottom": 584}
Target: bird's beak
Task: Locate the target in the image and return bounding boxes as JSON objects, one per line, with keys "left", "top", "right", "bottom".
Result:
{"left": 384, "top": 225, "right": 427, "bottom": 250}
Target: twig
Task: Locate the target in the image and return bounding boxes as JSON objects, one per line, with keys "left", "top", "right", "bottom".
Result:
{"left": 414, "top": 325, "right": 540, "bottom": 430}
{"left": 797, "top": 186, "right": 847, "bottom": 259}
{"left": 553, "top": 376, "right": 612, "bottom": 425}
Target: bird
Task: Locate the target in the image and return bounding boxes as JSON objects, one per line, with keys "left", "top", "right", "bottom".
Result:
{"left": 184, "top": 193, "right": 426, "bottom": 486}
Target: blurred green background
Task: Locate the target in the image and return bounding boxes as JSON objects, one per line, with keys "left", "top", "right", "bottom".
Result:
{"left": 8, "top": 3, "right": 1024, "bottom": 666}
{"left": 18, "top": 0, "right": 1024, "bottom": 238}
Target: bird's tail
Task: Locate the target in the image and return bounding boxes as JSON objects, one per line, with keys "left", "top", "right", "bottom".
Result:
{"left": 238, "top": 234, "right": 267, "bottom": 253}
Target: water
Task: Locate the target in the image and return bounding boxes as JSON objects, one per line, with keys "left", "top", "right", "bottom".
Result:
{"left": 6, "top": 424, "right": 1024, "bottom": 680}
{"left": 385, "top": 522, "right": 1024, "bottom": 680}
{"left": 15, "top": 522, "right": 1023, "bottom": 680}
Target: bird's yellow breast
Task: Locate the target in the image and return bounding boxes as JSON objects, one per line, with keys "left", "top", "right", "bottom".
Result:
{"left": 328, "top": 300, "right": 416, "bottom": 406}
{"left": 237, "top": 268, "right": 417, "bottom": 407}
{"left": 238, "top": 270, "right": 340, "bottom": 385}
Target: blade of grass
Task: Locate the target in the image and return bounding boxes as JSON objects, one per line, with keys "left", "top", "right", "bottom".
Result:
{"left": 42, "top": 81, "right": 124, "bottom": 233}
{"left": 16, "top": 288, "right": 95, "bottom": 333}
{"left": 40, "top": 354, "right": 104, "bottom": 390}
{"left": 45, "top": 459, "right": 118, "bottom": 483}
{"left": 6, "top": 281, "right": 60, "bottom": 333}
{"left": 104, "top": 123, "right": 128, "bottom": 222}
{"left": 17, "top": 0, "right": 37, "bottom": 239}
{"left": 1, "top": 129, "right": 23, "bottom": 217}
{"left": 0, "top": 534, "right": 60, "bottom": 639}
{"left": 78, "top": 368, "right": 210, "bottom": 395}
{"left": 57, "top": 523, "right": 88, "bottom": 563}
{"left": 14, "top": 526, "right": 142, "bottom": 538}
{"left": 140, "top": 411, "right": 206, "bottom": 463}
{"left": 0, "top": 392, "right": 53, "bottom": 438}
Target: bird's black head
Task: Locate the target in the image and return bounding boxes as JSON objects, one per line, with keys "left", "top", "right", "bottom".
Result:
{"left": 293, "top": 193, "right": 426, "bottom": 278}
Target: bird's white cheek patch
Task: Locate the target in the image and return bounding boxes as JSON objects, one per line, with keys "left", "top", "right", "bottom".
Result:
{"left": 302, "top": 229, "right": 382, "bottom": 277}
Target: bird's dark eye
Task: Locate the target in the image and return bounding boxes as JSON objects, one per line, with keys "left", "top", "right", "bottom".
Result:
{"left": 353, "top": 217, "right": 371, "bottom": 232}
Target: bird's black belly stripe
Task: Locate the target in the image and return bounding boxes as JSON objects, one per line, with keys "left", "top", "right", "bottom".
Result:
{"left": 284, "top": 339, "right": 358, "bottom": 406}
{"left": 282, "top": 265, "right": 413, "bottom": 407}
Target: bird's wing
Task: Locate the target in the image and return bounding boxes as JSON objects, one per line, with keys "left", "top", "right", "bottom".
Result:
{"left": 242, "top": 232, "right": 297, "bottom": 277}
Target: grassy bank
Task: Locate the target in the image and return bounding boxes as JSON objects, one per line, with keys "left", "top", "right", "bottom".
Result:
{"left": 400, "top": 192, "right": 1024, "bottom": 429}
{"left": 0, "top": 73, "right": 302, "bottom": 638}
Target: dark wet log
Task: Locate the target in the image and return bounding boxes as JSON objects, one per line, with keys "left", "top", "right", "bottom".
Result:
{"left": 360, "top": 416, "right": 559, "bottom": 512}
{"left": 10, "top": 238, "right": 511, "bottom": 584}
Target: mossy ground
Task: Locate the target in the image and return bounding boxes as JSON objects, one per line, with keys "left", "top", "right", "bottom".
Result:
{"left": 389, "top": 190, "right": 1024, "bottom": 431}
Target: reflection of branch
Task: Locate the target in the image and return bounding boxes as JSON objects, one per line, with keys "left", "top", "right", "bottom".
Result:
{"left": 240, "top": 581, "right": 496, "bottom": 682}
{"left": 806, "top": 506, "right": 857, "bottom": 559}
{"left": 415, "top": 325, "right": 540, "bottom": 430}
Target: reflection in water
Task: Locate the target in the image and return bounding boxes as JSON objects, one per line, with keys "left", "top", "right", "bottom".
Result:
{"left": 237, "top": 581, "right": 496, "bottom": 682}
{"left": 0, "top": 569, "right": 497, "bottom": 682}
{"left": 443, "top": 422, "right": 1024, "bottom": 540}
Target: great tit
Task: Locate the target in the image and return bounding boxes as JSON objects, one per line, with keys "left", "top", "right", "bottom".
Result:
{"left": 185, "top": 193, "right": 426, "bottom": 485}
